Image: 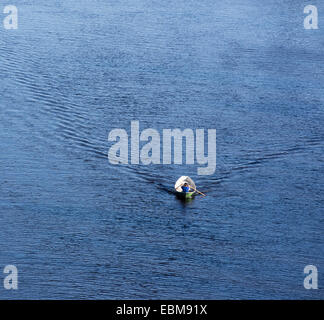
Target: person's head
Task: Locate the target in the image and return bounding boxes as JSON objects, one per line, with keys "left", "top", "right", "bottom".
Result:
{"left": 184, "top": 183, "right": 188, "bottom": 187}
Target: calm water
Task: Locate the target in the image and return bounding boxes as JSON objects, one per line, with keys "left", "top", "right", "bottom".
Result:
{"left": 0, "top": 0, "right": 323, "bottom": 299}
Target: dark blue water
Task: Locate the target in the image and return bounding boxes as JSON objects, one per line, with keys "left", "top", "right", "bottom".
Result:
{"left": 0, "top": 0, "right": 323, "bottom": 299}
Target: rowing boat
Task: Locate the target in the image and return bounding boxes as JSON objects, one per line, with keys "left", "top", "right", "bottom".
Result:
{"left": 174, "top": 176, "right": 196, "bottom": 199}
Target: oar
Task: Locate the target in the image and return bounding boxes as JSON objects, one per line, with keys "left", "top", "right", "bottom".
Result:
{"left": 192, "top": 188, "right": 206, "bottom": 197}
{"left": 179, "top": 183, "right": 206, "bottom": 197}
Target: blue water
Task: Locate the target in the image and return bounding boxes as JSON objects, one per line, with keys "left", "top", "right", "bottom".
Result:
{"left": 0, "top": 0, "right": 323, "bottom": 299}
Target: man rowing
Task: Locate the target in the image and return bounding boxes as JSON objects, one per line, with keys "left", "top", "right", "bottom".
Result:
{"left": 181, "top": 183, "right": 191, "bottom": 193}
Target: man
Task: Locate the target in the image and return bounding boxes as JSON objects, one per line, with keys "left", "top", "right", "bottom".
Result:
{"left": 181, "top": 183, "right": 190, "bottom": 193}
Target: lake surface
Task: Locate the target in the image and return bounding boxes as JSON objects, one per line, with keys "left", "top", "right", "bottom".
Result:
{"left": 0, "top": 0, "right": 323, "bottom": 299}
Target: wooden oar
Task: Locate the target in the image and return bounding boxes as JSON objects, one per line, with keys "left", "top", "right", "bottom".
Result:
{"left": 192, "top": 187, "right": 206, "bottom": 197}
{"left": 180, "top": 183, "right": 206, "bottom": 197}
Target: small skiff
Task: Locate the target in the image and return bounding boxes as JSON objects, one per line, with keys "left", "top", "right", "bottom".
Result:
{"left": 174, "top": 176, "right": 196, "bottom": 199}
